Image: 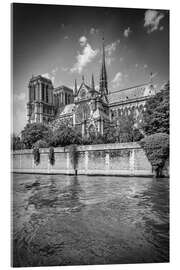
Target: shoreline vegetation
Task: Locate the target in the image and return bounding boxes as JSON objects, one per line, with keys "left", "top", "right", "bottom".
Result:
{"left": 12, "top": 83, "right": 169, "bottom": 178}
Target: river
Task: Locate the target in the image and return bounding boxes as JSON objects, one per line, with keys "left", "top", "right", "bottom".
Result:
{"left": 12, "top": 173, "right": 169, "bottom": 267}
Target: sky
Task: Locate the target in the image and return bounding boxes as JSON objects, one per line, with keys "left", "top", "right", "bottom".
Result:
{"left": 12, "top": 3, "right": 169, "bottom": 134}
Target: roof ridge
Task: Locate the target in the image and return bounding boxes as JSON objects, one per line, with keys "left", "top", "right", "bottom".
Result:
{"left": 108, "top": 83, "right": 148, "bottom": 95}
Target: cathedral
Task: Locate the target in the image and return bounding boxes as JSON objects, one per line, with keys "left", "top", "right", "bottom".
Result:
{"left": 27, "top": 38, "right": 155, "bottom": 137}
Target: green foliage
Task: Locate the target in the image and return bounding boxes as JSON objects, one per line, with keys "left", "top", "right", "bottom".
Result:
{"left": 48, "top": 147, "right": 55, "bottom": 166}
{"left": 21, "top": 123, "right": 52, "bottom": 149}
{"left": 103, "top": 115, "right": 144, "bottom": 144}
{"left": 33, "top": 139, "right": 49, "bottom": 149}
{"left": 82, "top": 132, "right": 105, "bottom": 145}
{"left": 33, "top": 147, "right": 40, "bottom": 165}
{"left": 68, "top": 144, "right": 79, "bottom": 171}
{"left": 50, "top": 124, "right": 82, "bottom": 147}
{"left": 139, "top": 133, "right": 169, "bottom": 177}
{"left": 11, "top": 134, "right": 25, "bottom": 150}
{"left": 142, "top": 81, "right": 169, "bottom": 135}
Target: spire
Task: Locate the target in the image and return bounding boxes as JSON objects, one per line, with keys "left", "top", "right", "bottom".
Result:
{"left": 82, "top": 75, "right": 85, "bottom": 83}
{"left": 74, "top": 79, "right": 77, "bottom": 96}
{"left": 99, "top": 34, "right": 108, "bottom": 98}
{"left": 91, "top": 74, "right": 95, "bottom": 90}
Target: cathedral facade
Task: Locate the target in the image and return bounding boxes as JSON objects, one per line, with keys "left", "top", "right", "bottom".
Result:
{"left": 27, "top": 39, "right": 155, "bottom": 137}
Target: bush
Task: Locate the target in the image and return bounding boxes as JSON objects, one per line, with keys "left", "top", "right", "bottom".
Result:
{"left": 33, "top": 139, "right": 49, "bottom": 149}
{"left": 11, "top": 134, "right": 25, "bottom": 150}
{"left": 139, "top": 133, "right": 169, "bottom": 177}
{"left": 33, "top": 147, "right": 40, "bottom": 165}
{"left": 21, "top": 123, "right": 52, "bottom": 149}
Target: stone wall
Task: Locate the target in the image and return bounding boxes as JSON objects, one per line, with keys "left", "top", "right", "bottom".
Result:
{"left": 12, "top": 142, "right": 157, "bottom": 176}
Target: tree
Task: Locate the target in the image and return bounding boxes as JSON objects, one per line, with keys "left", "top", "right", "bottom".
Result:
{"left": 142, "top": 81, "right": 169, "bottom": 135}
{"left": 50, "top": 124, "right": 82, "bottom": 147}
{"left": 103, "top": 115, "right": 143, "bottom": 144}
{"left": 11, "top": 134, "right": 24, "bottom": 150}
{"left": 139, "top": 133, "right": 169, "bottom": 177}
{"left": 21, "top": 123, "right": 52, "bottom": 149}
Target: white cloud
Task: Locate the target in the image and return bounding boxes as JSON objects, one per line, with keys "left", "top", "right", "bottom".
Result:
{"left": 70, "top": 41, "right": 98, "bottom": 73}
{"left": 111, "top": 72, "right": 123, "bottom": 88}
{"left": 52, "top": 67, "right": 58, "bottom": 75}
{"left": 42, "top": 73, "right": 51, "bottom": 79}
{"left": 144, "top": 10, "right": 165, "bottom": 33}
{"left": 105, "top": 40, "right": 120, "bottom": 56}
{"left": 120, "top": 57, "right": 123, "bottom": 62}
{"left": 79, "top": 36, "right": 87, "bottom": 47}
{"left": 144, "top": 64, "right": 148, "bottom": 69}
{"left": 135, "top": 63, "right": 139, "bottom": 68}
{"left": 42, "top": 67, "right": 58, "bottom": 84}
{"left": 124, "top": 27, "right": 132, "bottom": 37}
{"left": 90, "top": 27, "right": 99, "bottom": 35}
{"left": 104, "top": 39, "right": 120, "bottom": 66}
{"left": 64, "top": 35, "right": 69, "bottom": 40}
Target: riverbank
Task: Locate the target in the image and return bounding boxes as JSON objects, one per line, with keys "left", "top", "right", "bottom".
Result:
{"left": 12, "top": 142, "right": 169, "bottom": 177}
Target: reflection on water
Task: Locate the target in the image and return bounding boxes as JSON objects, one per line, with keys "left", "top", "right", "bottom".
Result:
{"left": 12, "top": 174, "right": 169, "bottom": 267}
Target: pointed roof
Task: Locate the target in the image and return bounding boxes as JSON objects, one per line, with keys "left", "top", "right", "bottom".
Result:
{"left": 91, "top": 74, "right": 95, "bottom": 90}
{"left": 99, "top": 35, "right": 108, "bottom": 97}
{"left": 74, "top": 79, "right": 77, "bottom": 96}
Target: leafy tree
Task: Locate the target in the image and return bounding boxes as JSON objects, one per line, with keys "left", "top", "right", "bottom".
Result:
{"left": 103, "top": 121, "right": 117, "bottom": 143}
{"left": 142, "top": 81, "right": 169, "bottom": 135}
{"left": 139, "top": 133, "right": 169, "bottom": 177}
{"left": 103, "top": 115, "right": 143, "bottom": 143}
{"left": 21, "top": 123, "right": 52, "bottom": 149}
{"left": 50, "top": 124, "right": 82, "bottom": 147}
{"left": 11, "top": 134, "right": 25, "bottom": 150}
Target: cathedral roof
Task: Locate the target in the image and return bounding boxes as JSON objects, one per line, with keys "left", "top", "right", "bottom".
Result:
{"left": 108, "top": 83, "right": 155, "bottom": 104}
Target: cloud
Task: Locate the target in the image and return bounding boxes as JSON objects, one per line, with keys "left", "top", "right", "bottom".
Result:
{"left": 135, "top": 63, "right": 139, "bottom": 68}
{"left": 64, "top": 35, "right": 69, "bottom": 40}
{"left": 105, "top": 40, "right": 120, "bottom": 56}
{"left": 90, "top": 27, "right": 99, "bottom": 35}
{"left": 143, "top": 64, "right": 148, "bottom": 69}
{"left": 104, "top": 39, "right": 120, "bottom": 66}
{"left": 79, "top": 36, "right": 87, "bottom": 47}
{"left": 120, "top": 57, "right": 123, "bottom": 62}
{"left": 70, "top": 39, "right": 98, "bottom": 73}
{"left": 124, "top": 27, "right": 132, "bottom": 37}
{"left": 144, "top": 10, "right": 165, "bottom": 33}
{"left": 42, "top": 67, "right": 58, "bottom": 84}
{"left": 111, "top": 72, "right": 123, "bottom": 88}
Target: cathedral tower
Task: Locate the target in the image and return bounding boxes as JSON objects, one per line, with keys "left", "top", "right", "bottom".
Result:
{"left": 99, "top": 36, "right": 108, "bottom": 102}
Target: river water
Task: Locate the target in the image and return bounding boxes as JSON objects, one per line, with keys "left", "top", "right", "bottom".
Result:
{"left": 12, "top": 173, "right": 169, "bottom": 267}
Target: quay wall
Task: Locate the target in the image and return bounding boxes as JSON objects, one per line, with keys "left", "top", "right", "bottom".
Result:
{"left": 12, "top": 142, "right": 158, "bottom": 176}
